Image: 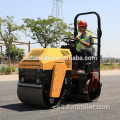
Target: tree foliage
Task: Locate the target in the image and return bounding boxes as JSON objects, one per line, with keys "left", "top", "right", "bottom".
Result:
{"left": 4, "top": 46, "right": 25, "bottom": 61}
{"left": 0, "top": 16, "right": 26, "bottom": 66}
{"left": 23, "top": 16, "right": 73, "bottom": 48}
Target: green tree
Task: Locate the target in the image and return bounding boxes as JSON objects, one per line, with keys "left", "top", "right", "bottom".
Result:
{"left": 63, "top": 23, "right": 74, "bottom": 38}
{"left": 4, "top": 46, "right": 25, "bottom": 61}
{"left": 23, "top": 16, "right": 73, "bottom": 48}
{"left": 0, "top": 16, "right": 25, "bottom": 66}
{"left": 100, "top": 55, "right": 103, "bottom": 59}
{"left": 0, "top": 51, "right": 5, "bottom": 58}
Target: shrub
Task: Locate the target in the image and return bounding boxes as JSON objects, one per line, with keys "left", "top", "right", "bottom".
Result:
{"left": 0, "top": 66, "right": 16, "bottom": 74}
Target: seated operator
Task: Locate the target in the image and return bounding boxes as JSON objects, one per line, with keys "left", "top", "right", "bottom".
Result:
{"left": 73, "top": 20, "right": 95, "bottom": 73}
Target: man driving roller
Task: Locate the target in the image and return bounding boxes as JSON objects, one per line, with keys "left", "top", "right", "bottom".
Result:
{"left": 74, "top": 20, "right": 95, "bottom": 73}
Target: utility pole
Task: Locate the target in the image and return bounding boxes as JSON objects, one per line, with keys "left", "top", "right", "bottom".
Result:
{"left": 52, "top": 0, "right": 64, "bottom": 19}
{"left": 52, "top": 0, "right": 64, "bottom": 47}
{"left": 28, "top": 41, "right": 30, "bottom": 52}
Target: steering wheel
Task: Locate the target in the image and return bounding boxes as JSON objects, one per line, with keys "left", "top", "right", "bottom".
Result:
{"left": 63, "top": 38, "right": 77, "bottom": 45}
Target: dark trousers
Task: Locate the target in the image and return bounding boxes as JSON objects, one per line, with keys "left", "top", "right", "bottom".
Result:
{"left": 72, "top": 49, "right": 93, "bottom": 69}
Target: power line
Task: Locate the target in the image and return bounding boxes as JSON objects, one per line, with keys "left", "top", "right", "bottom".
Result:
{"left": 0, "top": 0, "right": 30, "bottom": 12}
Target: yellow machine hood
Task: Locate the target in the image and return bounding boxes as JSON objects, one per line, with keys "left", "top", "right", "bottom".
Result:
{"left": 18, "top": 48, "right": 72, "bottom": 70}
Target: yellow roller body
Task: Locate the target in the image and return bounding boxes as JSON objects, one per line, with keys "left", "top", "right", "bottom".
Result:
{"left": 18, "top": 48, "right": 72, "bottom": 71}
{"left": 49, "top": 63, "right": 66, "bottom": 98}
{"left": 17, "top": 48, "right": 72, "bottom": 107}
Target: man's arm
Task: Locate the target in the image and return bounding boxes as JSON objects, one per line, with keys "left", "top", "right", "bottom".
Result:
{"left": 75, "top": 37, "right": 90, "bottom": 47}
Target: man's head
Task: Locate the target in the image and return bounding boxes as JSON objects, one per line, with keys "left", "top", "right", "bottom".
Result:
{"left": 78, "top": 20, "right": 87, "bottom": 33}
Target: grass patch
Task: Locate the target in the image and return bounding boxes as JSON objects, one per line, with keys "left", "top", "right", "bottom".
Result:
{"left": 100, "top": 64, "right": 120, "bottom": 70}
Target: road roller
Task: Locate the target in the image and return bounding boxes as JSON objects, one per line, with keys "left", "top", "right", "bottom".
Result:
{"left": 17, "top": 12, "right": 102, "bottom": 108}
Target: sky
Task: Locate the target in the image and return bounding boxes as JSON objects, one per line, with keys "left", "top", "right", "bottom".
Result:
{"left": 0, "top": 0, "right": 120, "bottom": 58}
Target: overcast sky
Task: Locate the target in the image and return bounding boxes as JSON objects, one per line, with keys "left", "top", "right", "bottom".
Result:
{"left": 0, "top": 0, "right": 120, "bottom": 58}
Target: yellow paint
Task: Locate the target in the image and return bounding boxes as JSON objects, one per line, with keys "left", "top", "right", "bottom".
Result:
{"left": 49, "top": 63, "right": 66, "bottom": 98}
{"left": 18, "top": 48, "right": 72, "bottom": 70}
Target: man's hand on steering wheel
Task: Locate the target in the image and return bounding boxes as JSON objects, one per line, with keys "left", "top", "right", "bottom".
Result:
{"left": 63, "top": 38, "right": 77, "bottom": 45}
